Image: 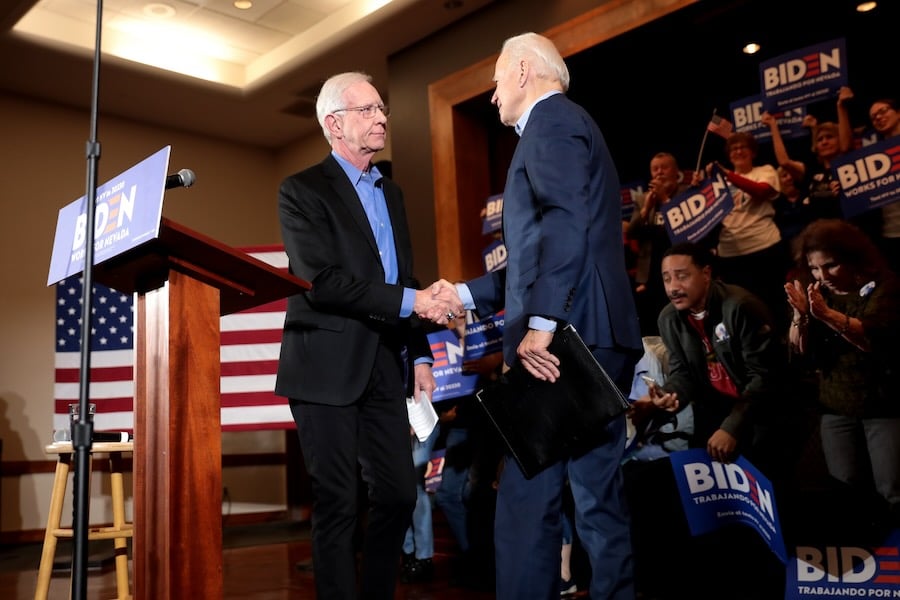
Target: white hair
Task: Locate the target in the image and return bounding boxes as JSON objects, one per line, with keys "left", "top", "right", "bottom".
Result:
{"left": 315, "top": 72, "right": 372, "bottom": 143}
{"left": 501, "top": 32, "right": 570, "bottom": 92}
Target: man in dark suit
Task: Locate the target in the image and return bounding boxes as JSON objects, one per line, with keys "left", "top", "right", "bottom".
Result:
{"left": 435, "top": 33, "right": 642, "bottom": 599}
{"left": 275, "top": 71, "right": 462, "bottom": 600}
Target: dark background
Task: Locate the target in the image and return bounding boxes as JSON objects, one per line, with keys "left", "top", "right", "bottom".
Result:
{"left": 462, "top": 0, "right": 898, "bottom": 190}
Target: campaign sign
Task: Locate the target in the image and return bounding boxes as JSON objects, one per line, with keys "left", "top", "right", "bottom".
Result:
{"left": 730, "top": 94, "right": 807, "bottom": 142}
{"left": 425, "top": 448, "right": 446, "bottom": 493}
{"left": 427, "top": 312, "right": 504, "bottom": 402}
{"left": 832, "top": 137, "right": 900, "bottom": 217}
{"left": 786, "top": 529, "right": 900, "bottom": 599}
{"left": 670, "top": 449, "right": 788, "bottom": 564}
{"left": 483, "top": 238, "right": 507, "bottom": 273}
{"left": 428, "top": 328, "right": 473, "bottom": 402}
{"left": 482, "top": 193, "right": 503, "bottom": 235}
{"left": 662, "top": 168, "right": 734, "bottom": 244}
{"left": 462, "top": 311, "right": 504, "bottom": 360}
{"left": 47, "top": 146, "right": 170, "bottom": 285}
{"left": 760, "top": 38, "right": 848, "bottom": 112}
{"left": 620, "top": 180, "right": 644, "bottom": 222}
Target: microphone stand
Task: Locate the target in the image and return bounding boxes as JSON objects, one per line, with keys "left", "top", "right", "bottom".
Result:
{"left": 71, "top": 1, "right": 104, "bottom": 598}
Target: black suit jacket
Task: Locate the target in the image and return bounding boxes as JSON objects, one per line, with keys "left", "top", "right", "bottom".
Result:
{"left": 275, "top": 154, "right": 431, "bottom": 405}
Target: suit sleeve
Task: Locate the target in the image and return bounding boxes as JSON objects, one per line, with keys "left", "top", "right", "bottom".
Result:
{"left": 278, "top": 172, "right": 404, "bottom": 324}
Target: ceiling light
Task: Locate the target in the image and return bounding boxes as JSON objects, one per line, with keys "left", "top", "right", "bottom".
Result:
{"left": 233, "top": 0, "right": 253, "bottom": 8}
{"left": 856, "top": 2, "right": 877, "bottom": 12}
{"left": 742, "top": 42, "right": 761, "bottom": 55}
{"left": 142, "top": 3, "right": 176, "bottom": 18}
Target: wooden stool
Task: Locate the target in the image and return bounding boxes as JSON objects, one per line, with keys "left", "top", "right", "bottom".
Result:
{"left": 35, "top": 441, "right": 134, "bottom": 600}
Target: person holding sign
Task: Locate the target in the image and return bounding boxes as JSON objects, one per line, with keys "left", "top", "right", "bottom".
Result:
{"left": 636, "top": 241, "right": 788, "bottom": 597}
{"left": 695, "top": 132, "right": 786, "bottom": 331}
{"left": 626, "top": 152, "right": 691, "bottom": 336}
{"left": 650, "top": 242, "right": 784, "bottom": 466}
{"left": 838, "top": 87, "right": 900, "bottom": 275}
{"left": 785, "top": 218, "right": 900, "bottom": 524}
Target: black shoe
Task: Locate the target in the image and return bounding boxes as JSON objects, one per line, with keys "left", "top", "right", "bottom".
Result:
{"left": 400, "top": 557, "right": 434, "bottom": 583}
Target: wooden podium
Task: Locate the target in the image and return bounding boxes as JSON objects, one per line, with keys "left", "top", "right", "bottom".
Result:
{"left": 92, "top": 217, "right": 310, "bottom": 599}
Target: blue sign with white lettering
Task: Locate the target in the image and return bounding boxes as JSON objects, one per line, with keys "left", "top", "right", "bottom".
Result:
{"left": 47, "top": 146, "right": 170, "bottom": 285}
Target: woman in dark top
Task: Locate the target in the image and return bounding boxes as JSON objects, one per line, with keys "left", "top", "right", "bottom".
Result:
{"left": 785, "top": 218, "right": 900, "bottom": 523}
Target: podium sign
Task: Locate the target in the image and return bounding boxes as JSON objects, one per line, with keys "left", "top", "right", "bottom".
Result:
{"left": 47, "top": 146, "right": 169, "bottom": 285}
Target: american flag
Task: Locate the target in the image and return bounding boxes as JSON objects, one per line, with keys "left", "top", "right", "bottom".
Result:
{"left": 707, "top": 114, "right": 734, "bottom": 139}
{"left": 54, "top": 245, "right": 294, "bottom": 433}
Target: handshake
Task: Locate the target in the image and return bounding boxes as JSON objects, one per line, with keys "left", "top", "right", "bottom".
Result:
{"left": 414, "top": 279, "right": 465, "bottom": 325}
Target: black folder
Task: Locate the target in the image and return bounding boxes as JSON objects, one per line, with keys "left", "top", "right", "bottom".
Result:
{"left": 475, "top": 324, "right": 630, "bottom": 479}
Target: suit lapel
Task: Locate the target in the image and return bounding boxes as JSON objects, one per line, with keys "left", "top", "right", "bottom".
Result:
{"left": 383, "top": 182, "right": 411, "bottom": 278}
{"left": 322, "top": 156, "right": 381, "bottom": 260}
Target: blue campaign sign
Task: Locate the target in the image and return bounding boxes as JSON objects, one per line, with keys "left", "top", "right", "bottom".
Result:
{"left": 730, "top": 94, "right": 807, "bottom": 142}
{"left": 785, "top": 529, "right": 900, "bottom": 599}
{"left": 759, "top": 38, "right": 848, "bottom": 113}
{"left": 669, "top": 449, "right": 787, "bottom": 564}
{"left": 47, "top": 146, "right": 170, "bottom": 285}
{"left": 462, "top": 311, "right": 504, "bottom": 360}
{"left": 832, "top": 137, "right": 900, "bottom": 218}
{"left": 427, "top": 312, "right": 504, "bottom": 402}
{"left": 481, "top": 193, "right": 503, "bottom": 235}
{"left": 662, "top": 167, "right": 734, "bottom": 244}
{"left": 482, "top": 238, "right": 507, "bottom": 273}
{"left": 428, "top": 328, "right": 478, "bottom": 402}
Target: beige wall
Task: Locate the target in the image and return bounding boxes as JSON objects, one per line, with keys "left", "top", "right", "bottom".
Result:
{"left": 0, "top": 0, "right": 630, "bottom": 536}
{"left": 0, "top": 92, "right": 314, "bottom": 534}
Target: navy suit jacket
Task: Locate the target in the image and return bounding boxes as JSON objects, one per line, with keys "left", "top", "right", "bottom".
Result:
{"left": 275, "top": 154, "right": 431, "bottom": 405}
{"left": 467, "top": 93, "right": 642, "bottom": 365}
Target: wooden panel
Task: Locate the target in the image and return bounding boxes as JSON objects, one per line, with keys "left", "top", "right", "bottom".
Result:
{"left": 134, "top": 271, "right": 223, "bottom": 599}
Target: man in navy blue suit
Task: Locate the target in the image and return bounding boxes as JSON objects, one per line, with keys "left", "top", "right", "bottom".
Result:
{"left": 435, "top": 33, "right": 642, "bottom": 599}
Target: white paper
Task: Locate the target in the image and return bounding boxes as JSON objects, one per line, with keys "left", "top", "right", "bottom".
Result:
{"left": 406, "top": 390, "right": 438, "bottom": 442}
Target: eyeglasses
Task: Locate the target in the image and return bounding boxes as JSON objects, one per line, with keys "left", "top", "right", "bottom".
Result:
{"left": 728, "top": 144, "right": 750, "bottom": 153}
{"left": 333, "top": 104, "right": 389, "bottom": 118}
{"left": 870, "top": 105, "right": 894, "bottom": 121}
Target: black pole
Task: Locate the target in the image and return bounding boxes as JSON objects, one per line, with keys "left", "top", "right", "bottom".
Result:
{"left": 71, "top": 1, "right": 103, "bottom": 598}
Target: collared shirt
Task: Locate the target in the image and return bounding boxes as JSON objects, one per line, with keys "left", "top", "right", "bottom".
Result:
{"left": 514, "top": 90, "right": 563, "bottom": 137}
{"left": 331, "top": 152, "right": 417, "bottom": 322}
{"left": 332, "top": 152, "right": 398, "bottom": 284}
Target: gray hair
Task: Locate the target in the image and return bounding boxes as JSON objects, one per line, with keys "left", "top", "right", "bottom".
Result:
{"left": 501, "top": 32, "right": 570, "bottom": 92}
{"left": 316, "top": 71, "right": 372, "bottom": 143}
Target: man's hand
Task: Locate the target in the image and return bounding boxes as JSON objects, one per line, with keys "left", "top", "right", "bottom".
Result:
{"left": 707, "top": 429, "right": 737, "bottom": 463}
{"left": 414, "top": 279, "right": 464, "bottom": 324}
{"left": 517, "top": 329, "right": 560, "bottom": 382}
{"left": 646, "top": 383, "right": 679, "bottom": 412}
{"left": 413, "top": 362, "right": 437, "bottom": 401}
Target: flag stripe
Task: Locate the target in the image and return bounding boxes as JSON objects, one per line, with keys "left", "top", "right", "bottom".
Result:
{"left": 221, "top": 330, "right": 283, "bottom": 345}
{"left": 221, "top": 391, "right": 289, "bottom": 407}
{"left": 221, "top": 360, "right": 280, "bottom": 377}
{"left": 221, "top": 342, "right": 281, "bottom": 363}
{"left": 55, "top": 398, "right": 135, "bottom": 414}
{"left": 55, "top": 366, "right": 133, "bottom": 383}
{"left": 54, "top": 380, "right": 135, "bottom": 400}
{"left": 54, "top": 247, "right": 291, "bottom": 433}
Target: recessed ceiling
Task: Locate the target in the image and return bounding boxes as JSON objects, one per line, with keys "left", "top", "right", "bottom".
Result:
{"left": 0, "top": 0, "right": 493, "bottom": 148}
{"left": 13, "top": 0, "right": 430, "bottom": 90}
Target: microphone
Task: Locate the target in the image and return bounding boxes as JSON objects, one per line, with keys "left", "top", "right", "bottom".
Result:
{"left": 165, "top": 168, "right": 196, "bottom": 190}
